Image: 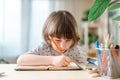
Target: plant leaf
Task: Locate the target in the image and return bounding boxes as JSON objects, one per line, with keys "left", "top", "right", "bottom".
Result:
{"left": 113, "top": 16, "right": 120, "bottom": 21}
{"left": 88, "top": 0, "right": 111, "bottom": 22}
{"left": 108, "top": 3, "right": 120, "bottom": 11}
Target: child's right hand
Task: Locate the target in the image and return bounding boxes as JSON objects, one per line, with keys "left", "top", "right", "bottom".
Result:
{"left": 52, "top": 56, "right": 71, "bottom": 67}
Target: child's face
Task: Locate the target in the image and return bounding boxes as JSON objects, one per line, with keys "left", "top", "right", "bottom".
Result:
{"left": 51, "top": 37, "right": 73, "bottom": 53}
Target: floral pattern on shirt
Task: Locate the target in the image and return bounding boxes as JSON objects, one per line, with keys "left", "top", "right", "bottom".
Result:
{"left": 30, "top": 42, "right": 88, "bottom": 64}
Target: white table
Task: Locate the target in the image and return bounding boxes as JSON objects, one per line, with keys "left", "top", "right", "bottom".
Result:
{"left": 0, "top": 64, "right": 119, "bottom": 80}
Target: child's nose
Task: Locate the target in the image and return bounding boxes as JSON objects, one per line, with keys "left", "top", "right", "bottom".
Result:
{"left": 60, "top": 43, "right": 66, "bottom": 50}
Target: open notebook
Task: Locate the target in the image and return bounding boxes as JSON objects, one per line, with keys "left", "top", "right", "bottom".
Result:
{"left": 15, "top": 62, "right": 83, "bottom": 71}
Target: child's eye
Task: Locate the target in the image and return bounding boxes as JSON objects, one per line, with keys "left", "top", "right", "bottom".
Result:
{"left": 54, "top": 38, "right": 60, "bottom": 41}
{"left": 56, "top": 40, "right": 60, "bottom": 42}
{"left": 66, "top": 39, "right": 71, "bottom": 41}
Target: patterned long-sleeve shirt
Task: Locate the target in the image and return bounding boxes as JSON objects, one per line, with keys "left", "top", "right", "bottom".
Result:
{"left": 30, "top": 42, "right": 88, "bottom": 64}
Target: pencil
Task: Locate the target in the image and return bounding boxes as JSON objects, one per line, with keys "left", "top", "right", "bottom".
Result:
{"left": 49, "top": 36, "right": 83, "bottom": 69}
{"left": 49, "top": 36, "right": 63, "bottom": 55}
{"left": 100, "top": 50, "right": 108, "bottom": 75}
{"left": 110, "top": 44, "right": 120, "bottom": 74}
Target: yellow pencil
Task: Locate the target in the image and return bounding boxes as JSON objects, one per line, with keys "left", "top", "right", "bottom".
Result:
{"left": 49, "top": 36, "right": 63, "bottom": 55}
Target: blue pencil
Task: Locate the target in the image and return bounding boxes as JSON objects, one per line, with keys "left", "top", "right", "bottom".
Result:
{"left": 95, "top": 41, "right": 102, "bottom": 74}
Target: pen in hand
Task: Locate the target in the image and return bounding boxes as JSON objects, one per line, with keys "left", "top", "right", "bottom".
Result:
{"left": 49, "top": 36, "right": 63, "bottom": 55}
{"left": 49, "top": 36, "right": 71, "bottom": 66}
{"left": 49, "top": 36, "right": 81, "bottom": 68}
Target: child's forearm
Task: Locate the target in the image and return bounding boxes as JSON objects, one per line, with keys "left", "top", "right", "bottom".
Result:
{"left": 17, "top": 54, "right": 54, "bottom": 66}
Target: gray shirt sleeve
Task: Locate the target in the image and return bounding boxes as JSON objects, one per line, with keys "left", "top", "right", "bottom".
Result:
{"left": 30, "top": 42, "right": 51, "bottom": 56}
{"left": 64, "top": 45, "right": 88, "bottom": 64}
{"left": 76, "top": 45, "right": 88, "bottom": 64}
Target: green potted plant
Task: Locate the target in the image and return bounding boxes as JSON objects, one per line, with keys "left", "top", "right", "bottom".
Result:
{"left": 0, "top": 59, "right": 9, "bottom": 64}
{"left": 88, "top": 0, "right": 120, "bottom": 22}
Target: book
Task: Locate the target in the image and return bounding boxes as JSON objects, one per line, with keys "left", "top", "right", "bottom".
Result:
{"left": 15, "top": 62, "right": 83, "bottom": 71}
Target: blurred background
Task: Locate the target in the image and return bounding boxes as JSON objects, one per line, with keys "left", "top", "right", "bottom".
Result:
{"left": 0, "top": 0, "right": 120, "bottom": 63}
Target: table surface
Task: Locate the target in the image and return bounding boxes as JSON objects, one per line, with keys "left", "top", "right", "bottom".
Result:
{"left": 0, "top": 64, "right": 120, "bottom": 80}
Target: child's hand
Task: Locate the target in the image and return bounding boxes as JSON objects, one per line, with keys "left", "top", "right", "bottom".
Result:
{"left": 52, "top": 56, "right": 71, "bottom": 67}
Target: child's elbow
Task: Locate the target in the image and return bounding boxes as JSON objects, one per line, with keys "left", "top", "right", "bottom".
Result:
{"left": 17, "top": 55, "right": 24, "bottom": 66}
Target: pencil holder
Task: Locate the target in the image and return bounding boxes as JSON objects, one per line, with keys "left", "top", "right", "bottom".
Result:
{"left": 96, "top": 48, "right": 120, "bottom": 79}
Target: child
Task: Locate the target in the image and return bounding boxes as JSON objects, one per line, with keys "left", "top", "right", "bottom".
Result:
{"left": 17, "top": 10, "right": 87, "bottom": 67}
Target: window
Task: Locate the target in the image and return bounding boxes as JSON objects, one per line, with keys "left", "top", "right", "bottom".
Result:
{"left": 0, "top": 0, "right": 21, "bottom": 63}
{"left": 29, "top": 0, "right": 50, "bottom": 49}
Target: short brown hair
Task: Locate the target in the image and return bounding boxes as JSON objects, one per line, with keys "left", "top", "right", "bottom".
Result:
{"left": 42, "top": 10, "right": 80, "bottom": 47}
